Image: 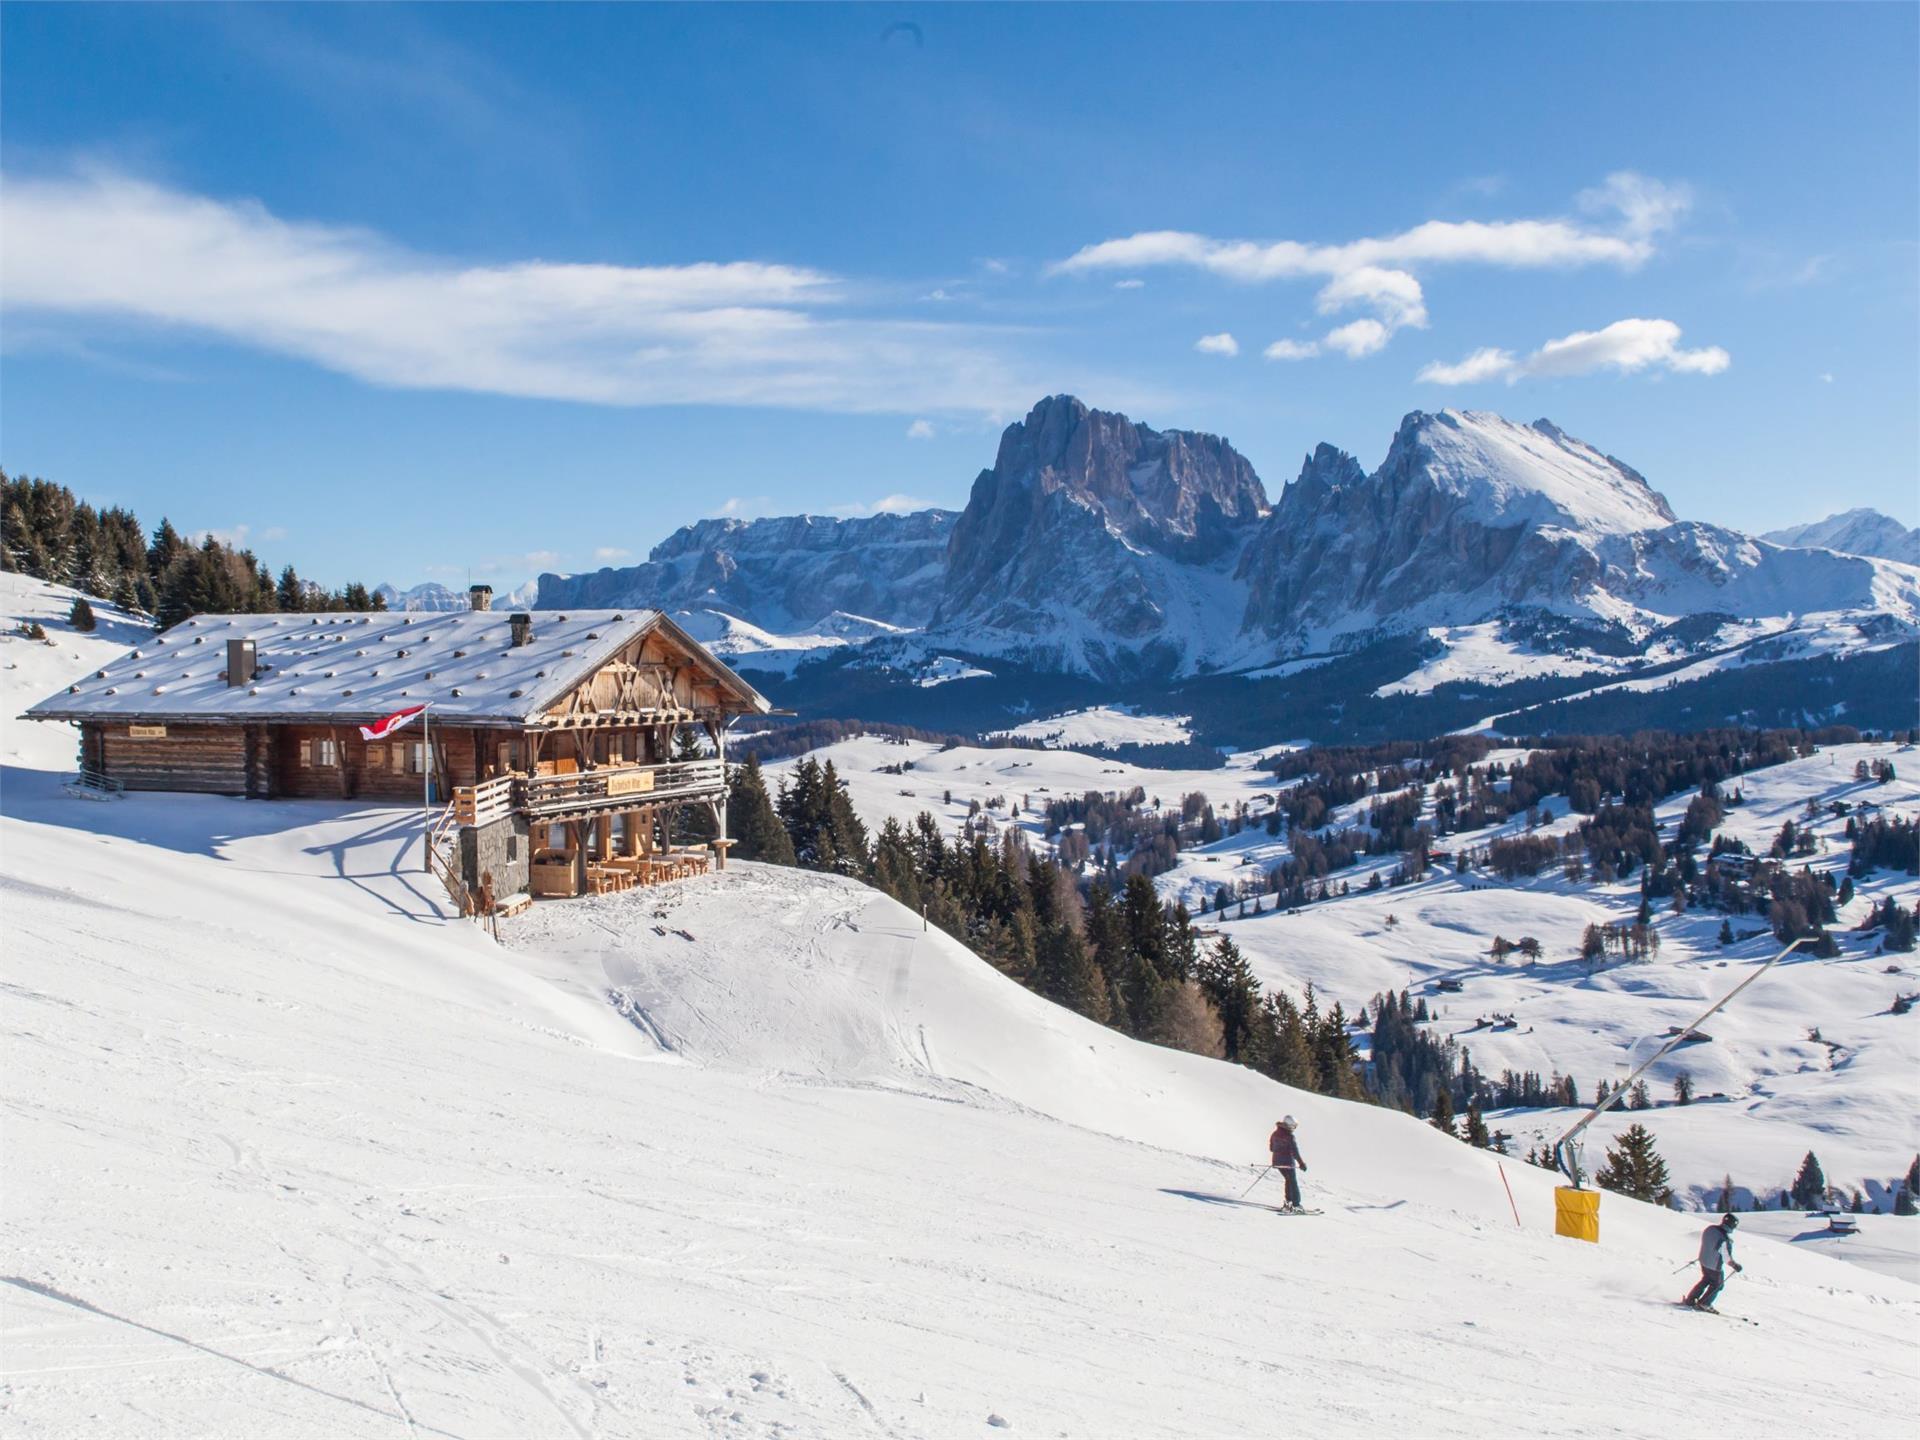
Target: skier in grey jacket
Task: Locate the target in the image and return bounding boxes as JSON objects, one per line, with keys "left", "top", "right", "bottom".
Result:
{"left": 1683, "top": 1213, "right": 1743, "bottom": 1312}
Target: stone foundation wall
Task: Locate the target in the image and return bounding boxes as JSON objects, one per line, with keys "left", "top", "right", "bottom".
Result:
{"left": 460, "top": 812, "right": 532, "bottom": 902}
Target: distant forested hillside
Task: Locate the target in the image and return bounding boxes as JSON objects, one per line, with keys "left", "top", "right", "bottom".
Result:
{"left": 2, "top": 472, "right": 383, "bottom": 628}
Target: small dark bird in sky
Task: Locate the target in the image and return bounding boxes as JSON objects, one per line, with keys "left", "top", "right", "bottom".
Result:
{"left": 880, "top": 21, "right": 924, "bottom": 49}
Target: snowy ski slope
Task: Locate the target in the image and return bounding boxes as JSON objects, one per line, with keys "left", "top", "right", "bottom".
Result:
{"left": 2, "top": 574, "right": 1916, "bottom": 1437}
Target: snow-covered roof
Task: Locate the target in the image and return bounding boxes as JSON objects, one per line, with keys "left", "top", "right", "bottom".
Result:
{"left": 24, "top": 609, "right": 771, "bottom": 726}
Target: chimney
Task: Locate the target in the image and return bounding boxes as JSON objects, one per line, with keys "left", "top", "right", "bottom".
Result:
{"left": 508, "top": 613, "right": 534, "bottom": 648}
{"left": 468, "top": 584, "right": 494, "bottom": 612}
{"left": 226, "top": 637, "right": 257, "bottom": 687}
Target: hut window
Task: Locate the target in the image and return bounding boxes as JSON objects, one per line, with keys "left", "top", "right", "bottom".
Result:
{"left": 317, "top": 737, "right": 339, "bottom": 767}
{"left": 299, "top": 739, "right": 312, "bottom": 767}
{"left": 366, "top": 744, "right": 387, "bottom": 770}
{"left": 405, "top": 741, "right": 426, "bottom": 775}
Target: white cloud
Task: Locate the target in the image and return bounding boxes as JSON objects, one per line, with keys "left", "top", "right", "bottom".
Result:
{"left": 1112, "top": 278, "right": 1145, "bottom": 290}
{"left": 1194, "top": 332, "right": 1239, "bottom": 357}
{"left": 1322, "top": 319, "right": 1392, "bottom": 360}
{"left": 1052, "top": 174, "right": 1687, "bottom": 359}
{"left": 1819, "top": 372, "right": 1835, "bottom": 384}
{"left": 1526, "top": 318, "right": 1728, "bottom": 377}
{"left": 1, "top": 169, "right": 1044, "bottom": 416}
{"left": 714, "top": 495, "right": 774, "bottom": 518}
{"left": 1417, "top": 318, "right": 1729, "bottom": 385}
{"left": 593, "top": 546, "right": 632, "bottom": 563}
{"left": 1263, "top": 338, "right": 1319, "bottom": 361}
{"left": 1415, "top": 346, "right": 1516, "bottom": 385}
{"left": 829, "top": 493, "right": 938, "bottom": 517}
{"left": 906, "top": 418, "right": 936, "bottom": 439}
{"left": 1576, "top": 172, "right": 1693, "bottom": 240}
{"left": 1313, "top": 265, "right": 1428, "bottom": 329}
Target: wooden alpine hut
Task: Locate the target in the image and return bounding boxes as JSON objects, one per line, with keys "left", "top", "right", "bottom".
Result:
{"left": 24, "top": 588, "right": 772, "bottom": 906}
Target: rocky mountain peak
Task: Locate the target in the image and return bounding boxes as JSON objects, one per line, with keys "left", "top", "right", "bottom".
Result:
{"left": 1377, "top": 409, "right": 1677, "bottom": 535}
{"left": 932, "top": 396, "right": 1273, "bottom": 675}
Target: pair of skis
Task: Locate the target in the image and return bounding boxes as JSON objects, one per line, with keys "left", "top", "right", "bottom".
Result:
{"left": 1241, "top": 1166, "right": 1321, "bottom": 1215}
{"left": 1673, "top": 1300, "right": 1758, "bottom": 1326}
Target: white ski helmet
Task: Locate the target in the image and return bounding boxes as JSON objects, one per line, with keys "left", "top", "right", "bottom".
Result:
{"left": 1281, "top": 1115, "right": 1298, "bottom": 1129}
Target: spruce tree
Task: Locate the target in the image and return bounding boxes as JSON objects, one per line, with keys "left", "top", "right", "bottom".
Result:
{"left": 1196, "top": 937, "right": 1266, "bottom": 1064}
{"left": 67, "top": 595, "right": 95, "bottom": 632}
{"left": 1464, "top": 1097, "right": 1490, "bottom": 1148}
{"left": 726, "top": 755, "right": 795, "bottom": 865}
{"left": 1789, "top": 1151, "right": 1828, "bottom": 1209}
{"left": 1035, "top": 921, "right": 1109, "bottom": 1024}
{"left": 1430, "top": 1086, "right": 1456, "bottom": 1136}
{"left": 1594, "top": 1123, "right": 1673, "bottom": 1204}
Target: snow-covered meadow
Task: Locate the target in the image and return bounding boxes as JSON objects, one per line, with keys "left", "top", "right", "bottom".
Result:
{"left": 2, "top": 574, "right": 1916, "bottom": 1437}
{"left": 768, "top": 718, "right": 1920, "bottom": 1213}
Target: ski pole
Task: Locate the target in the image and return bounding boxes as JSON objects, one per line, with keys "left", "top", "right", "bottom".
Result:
{"left": 1240, "top": 1166, "right": 1273, "bottom": 1200}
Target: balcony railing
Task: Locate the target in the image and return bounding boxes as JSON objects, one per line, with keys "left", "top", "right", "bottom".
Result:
{"left": 518, "top": 758, "right": 725, "bottom": 818}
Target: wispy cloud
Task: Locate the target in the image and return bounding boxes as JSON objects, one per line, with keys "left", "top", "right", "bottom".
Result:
{"left": 1, "top": 168, "right": 1046, "bottom": 416}
{"left": 906, "top": 418, "right": 936, "bottom": 439}
{"left": 1053, "top": 173, "right": 1689, "bottom": 359}
{"left": 713, "top": 496, "right": 774, "bottom": 518}
{"left": 829, "top": 493, "right": 938, "bottom": 517}
{"left": 592, "top": 546, "right": 632, "bottom": 563}
{"left": 1417, "top": 318, "right": 1730, "bottom": 385}
{"left": 1113, "top": 278, "right": 1145, "bottom": 290}
{"left": 1193, "top": 332, "right": 1239, "bottom": 357}
{"left": 1263, "top": 338, "right": 1319, "bottom": 361}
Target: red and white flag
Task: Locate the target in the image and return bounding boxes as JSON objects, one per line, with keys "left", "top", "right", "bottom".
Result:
{"left": 359, "top": 704, "right": 427, "bottom": 741}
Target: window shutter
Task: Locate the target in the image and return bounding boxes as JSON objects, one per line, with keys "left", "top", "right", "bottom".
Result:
{"left": 299, "top": 739, "right": 313, "bottom": 767}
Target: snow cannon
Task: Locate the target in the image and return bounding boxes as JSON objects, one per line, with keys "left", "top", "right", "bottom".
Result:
{"left": 1554, "top": 1186, "right": 1601, "bottom": 1243}
{"left": 1547, "top": 936, "right": 1810, "bottom": 1240}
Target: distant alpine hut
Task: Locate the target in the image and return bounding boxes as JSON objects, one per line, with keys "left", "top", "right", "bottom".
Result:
{"left": 25, "top": 591, "right": 771, "bottom": 905}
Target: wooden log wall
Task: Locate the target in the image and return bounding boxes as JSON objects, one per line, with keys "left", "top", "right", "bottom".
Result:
{"left": 273, "top": 723, "right": 486, "bottom": 801}
{"left": 97, "top": 722, "right": 247, "bottom": 794}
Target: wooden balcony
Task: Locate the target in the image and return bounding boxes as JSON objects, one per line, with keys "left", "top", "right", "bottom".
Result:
{"left": 518, "top": 758, "right": 725, "bottom": 821}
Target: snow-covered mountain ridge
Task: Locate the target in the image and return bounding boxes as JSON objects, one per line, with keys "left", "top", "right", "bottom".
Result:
{"left": 1764, "top": 507, "right": 1920, "bottom": 567}
{"left": 526, "top": 400, "right": 1918, "bottom": 706}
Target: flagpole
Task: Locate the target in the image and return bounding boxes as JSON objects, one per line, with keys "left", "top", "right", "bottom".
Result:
{"left": 422, "top": 703, "right": 432, "bottom": 873}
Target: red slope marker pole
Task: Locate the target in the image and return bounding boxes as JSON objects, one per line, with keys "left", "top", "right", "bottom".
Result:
{"left": 1498, "top": 1162, "right": 1522, "bottom": 1228}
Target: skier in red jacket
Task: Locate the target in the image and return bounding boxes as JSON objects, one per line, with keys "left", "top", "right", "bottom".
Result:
{"left": 1269, "top": 1116, "right": 1308, "bottom": 1212}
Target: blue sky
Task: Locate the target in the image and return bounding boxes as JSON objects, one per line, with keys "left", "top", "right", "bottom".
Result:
{"left": 3, "top": 3, "right": 1915, "bottom": 590}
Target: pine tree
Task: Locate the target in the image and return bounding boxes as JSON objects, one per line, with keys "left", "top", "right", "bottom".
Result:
{"left": 1430, "top": 1086, "right": 1456, "bottom": 1136}
{"left": 1895, "top": 1182, "right": 1918, "bottom": 1217}
{"left": 1035, "top": 919, "right": 1109, "bottom": 1024}
{"left": 67, "top": 595, "right": 95, "bottom": 632}
{"left": 1718, "top": 1173, "right": 1737, "bottom": 1212}
{"left": 726, "top": 755, "right": 795, "bottom": 865}
{"left": 276, "top": 564, "right": 306, "bottom": 613}
{"left": 1673, "top": 1070, "right": 1694, "bottom": 1106}
{"left": 1464, "top": 1097, "right": 1490, "bottom": 1148}
{"left": 1196, "top": 937, "right": 1266, "bottom": 1064}
{"left": 1629, "top": 1080, "right": 1652, "bottom": 1111}
{"left": 1594, "top": 1123, "right": 1673, "bottom": 1205}
{"left": 1789, "top": 1151, "right": 1828, "bottom": 1209}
